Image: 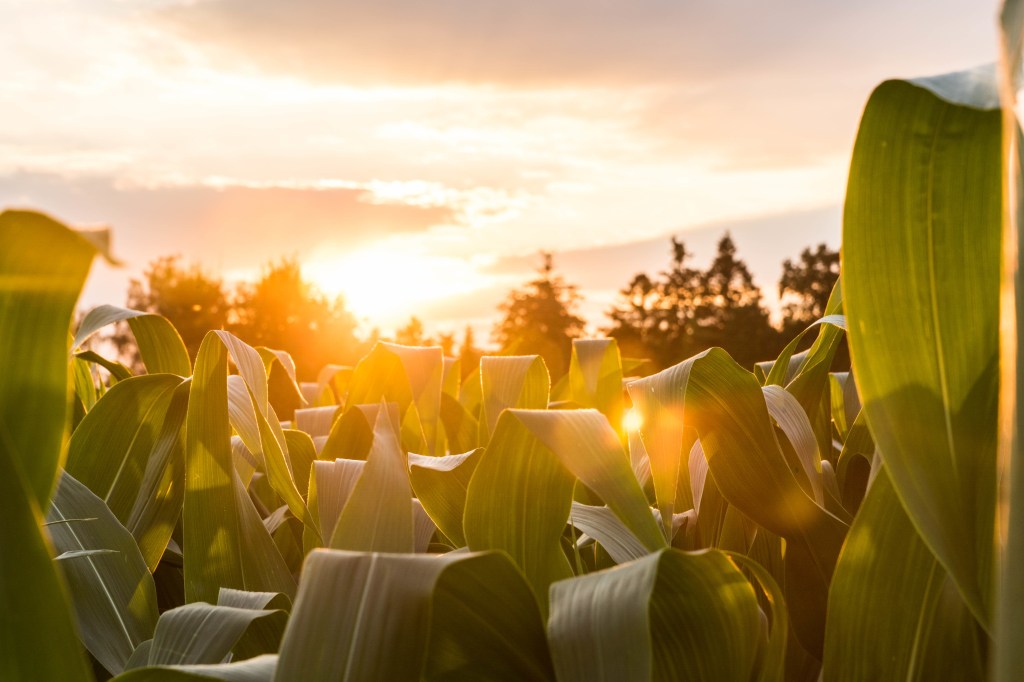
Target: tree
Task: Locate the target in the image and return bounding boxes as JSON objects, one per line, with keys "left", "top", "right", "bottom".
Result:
{"left": 122, "top": 255, "right": 229, "bottom": 363}
{"left": 231, "top": 258, "right": 360, "bottom": 380}
{"left": 395, "top": 316, "right": 427, "bottom": 347}
{"left": 606, "top": 237, "right": 701, "bottom": 368}
{"left": 435, "top": 331, "right": 456, "bottom": 358}
{"left": 692, "top": 234, "right": 779, "bottom": 368}
{"left": 492, "top": 252, "right": 585, "bottom": 378}
{"left": 779, "top": 243, "right": 840, "bottom": 333}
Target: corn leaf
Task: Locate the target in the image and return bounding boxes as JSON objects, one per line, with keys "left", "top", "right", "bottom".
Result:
{"left": 275, "top": 549, "right": 554, "bottom": 681}
{"left": 464, "top": 409, "right": 665, "bottom": 612}
{"left": 112, "top": 655, "right": 278, "bottom": 681}
{"left": 347, "top": 342, "right": 444, "bottom": 455}
{"left": 843, "top": 75, "right": 1001, "bottom": 625}
{"left": 408, "top": 448, "right": 482, "bottom": 546}
{"left": 144, "top": 603, "right": 284, "bottom": 666}
{"left": 183, "top": 331, "right": 295, "bottom": 603}
{"left": 568, "top": 338, "right": 624, "bottom": 436}
{"left": 47, "top": 471, "right": 158, "bottom": 675}
{"left": 74, "top": 304, "right": 191, "bottom": 377}
{"left": 305, "top": 459, "right": 364, "bottom": 553}
{"left": 479, "top": 355, "right": 550, "bottom": 438}
{"left": 329, "top": 407, "right": 414, "bottom": 552}
{"left": 823, "top": 468, "right": 986, "bottom": 681}
{"left": 0, "top": 209, "right": 108, "bottom": 680}
{"left": 547, "top": 549, "right": 774, "bottom": 682}
{"left": 66, "top": 374, "right": 188, "bottom": 569}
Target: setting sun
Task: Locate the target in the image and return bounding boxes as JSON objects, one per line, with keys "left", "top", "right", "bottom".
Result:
{"left": 304, "top": 244, "right": 487, "bottom": 327}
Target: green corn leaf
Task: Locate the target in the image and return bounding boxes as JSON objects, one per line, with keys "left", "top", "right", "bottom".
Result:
{"left": 547, "top": 548, "right": 780, "bottom": 682}
{"left": 143, "top": 603, "right": 284, "bottom": 666}
{"left": 568, "top": 502, "right": 649, "bottom": 564}
{"left": 275, "top": 549, "right": 554, "bottom": 681}
{"left": 304, "top": 459, "right": 364, "bottom": 553}
{"left": 823, "top": 468, "right": 986, "bottom": 681}
{"left": 47, "top": 471, "right": 158, "bottom": 675}
{"left": 843, "top": 75, "right": 1001, "bottom": 626}
{"left": 320, "top": 403, "right": 399, "bottom": 460}
{"left": 112, "top": 655, "right": 278, "bottom": 681}
{"left": 627, "top": 366, "right": 696, "bottom": 539}
{"left": 216, "top": 589, "right": 290, "bottom": 663}
{"left": 347, "top": 342, "right": 444, "bottom": 455}
{"left": 292, "top": 406, "right": 338, "bottom": 439}
{"left": 329, "top": 407, "right": 414, "bottom": 553}
{"left": 568, "top": 338, "right": 624, "bottom": 436}
{"left": 74, "top": 304, "right": 191, "bottom": 377}
{"left": 0, "top": 209, "right": 111, "bottom": 681}
{"left": 66, "top": 374, "right": 189, "bottom": 571}
{"left": 74, "top": 349, "right": 133, "bottom": 383}
{"left": 408, "top": 448, "right": 482, "bottom": 546}
{"left": 828, "top": 372, "right": 860, "bottom": 443}
{"left": 329, "top": 403, "right": 413, "bottom": 552}
{"left": 184, "top": 331, "right": 296, "bottom": 603}
{"left": 281, "top": 429, "right": 315, "bottom": 498}
{"left": 439, "top": 391, "right": 480, "bottom": 453}
{"left": 464, "top": 409, "right": 665, "bottom": 612}
{"left": 479, "top": 355, "right": 550, "bottom": 438}
{"left": 256, "top": 347, "right": 305, "bottom": 411}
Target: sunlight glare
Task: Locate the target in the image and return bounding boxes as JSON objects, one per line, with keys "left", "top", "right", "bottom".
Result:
{"left": 306, "top": 245, "right": 483, "bottom": 327}
{"left": 623, "top": 407, "right": 644, "bottom": 432}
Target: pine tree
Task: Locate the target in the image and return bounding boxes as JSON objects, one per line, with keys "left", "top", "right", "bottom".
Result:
{"left": 492, "top": 252, "right": 585, "bottom": 378}
{"left": 692, "top": 234, "right": 778, "bottom": 368}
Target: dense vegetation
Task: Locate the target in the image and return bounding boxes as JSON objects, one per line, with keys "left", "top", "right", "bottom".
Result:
{"left": 2, "top": 22, "right": 1023, "bottom": 682}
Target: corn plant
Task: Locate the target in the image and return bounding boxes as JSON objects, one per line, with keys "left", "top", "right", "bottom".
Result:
{"left": 3, "top": 6, "right": 1024, "bottom": 680}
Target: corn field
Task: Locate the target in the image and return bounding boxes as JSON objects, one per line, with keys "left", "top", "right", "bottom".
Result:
{"left": 4, "top": 7, "right": 1024, "bottom": 681}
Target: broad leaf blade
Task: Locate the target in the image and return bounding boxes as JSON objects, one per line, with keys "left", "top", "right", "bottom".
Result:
{"left": 0, "top": 209, "right": 107, "bottom": 681}
{"left": 843, "top": 77, "right": 1001, "bottom": 625}
{"left": 48, "top": 472, "right": 159, "bottom": 675}
{"left": 74, "top": 304, "right": 191, "bottom": 377}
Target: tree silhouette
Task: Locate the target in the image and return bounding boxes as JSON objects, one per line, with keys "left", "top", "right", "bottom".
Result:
{"left": 395, "top": 316, "right": 427, "bottom": 346}
{"left": 493, "top": 252, "right": 585, "bottom": 378}
{"left": 122, "top": 255, "right": 229, "bottom": 363}
{"left": 607, "top": 237, "right": 701, "bottom": 368}
{"left": 607, "top": 233, "right": 779, "bottom": 370}
{"left": 692, "top": 234, "right": 778, "bottom": 367}
{"left": 779, "top": 243, "right": 840, "bottom": 333}
{"left": 231, "top": 258, "right": 360, "bottom": 380}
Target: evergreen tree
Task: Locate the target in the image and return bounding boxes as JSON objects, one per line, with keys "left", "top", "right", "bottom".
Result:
{"left": 692, "top": 234, "right": 778, "bottom": 368}
{"left": 606, "top": 237, "right": 701, "bottom": 368}
{"left": 492, "top": 252, "right": 585, "bottom": 378}
{"left": 395, "top": 316, "right": 427, "bottom": 346}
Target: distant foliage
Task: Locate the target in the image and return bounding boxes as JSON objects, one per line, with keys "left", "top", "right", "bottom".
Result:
{"left": 492, "top": 253, "right": 585, "bottom": 378}
{"left": 608, "top": 233, "right": 782, "bottom": 370}
{"left": 122, "top": 255, "right": 229, "bottom": 362}
{"left": 231, "top": 258, "right": 361, "bottom": 380}
{"left": 779, "top": 243, "right": 840, "bottom": 333}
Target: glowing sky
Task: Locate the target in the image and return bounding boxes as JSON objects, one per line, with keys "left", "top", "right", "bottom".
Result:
{"left": 0, "top": 0, "right": 1000, "bottom": 339}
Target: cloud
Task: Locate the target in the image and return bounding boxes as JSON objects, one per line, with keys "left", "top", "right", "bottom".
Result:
{"left": 0, "top": 170, "right": 456, "bottom": 307}
{"left": 160, "top": 0, "right": 997, "bottom": 88}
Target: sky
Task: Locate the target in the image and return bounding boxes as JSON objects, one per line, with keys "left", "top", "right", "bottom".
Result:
{"left": 0, "top": 0, "right": 1002, "bottom": 342}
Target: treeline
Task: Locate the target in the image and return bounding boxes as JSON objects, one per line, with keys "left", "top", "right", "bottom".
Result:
{"left": 109, "top": 234, "right": 839, "bottom": 380}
